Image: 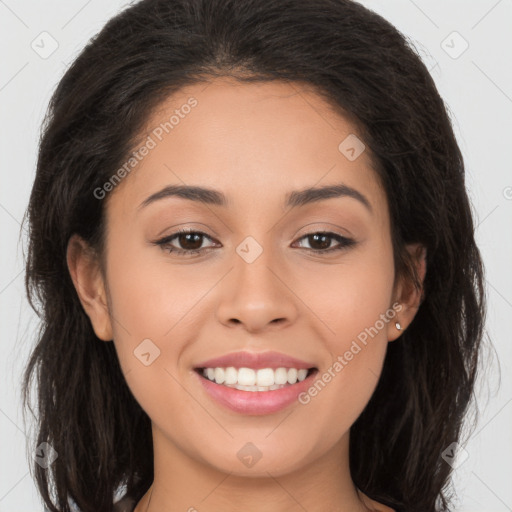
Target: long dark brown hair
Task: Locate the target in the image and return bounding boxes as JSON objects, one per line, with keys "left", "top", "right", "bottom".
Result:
{"left": 22, "top": 0, "right": 486, "bottom": 510}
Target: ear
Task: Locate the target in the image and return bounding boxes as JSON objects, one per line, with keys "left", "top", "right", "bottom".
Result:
{"left": 387, "top": 243, "right": 427, "bottom": 342}
{"left": 66, "top": 234, "right": 113, "bottom": 342}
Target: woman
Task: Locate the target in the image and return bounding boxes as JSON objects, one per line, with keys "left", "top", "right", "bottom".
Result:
{"left": 22, "top": 0, "right": 486, "bottom": 511}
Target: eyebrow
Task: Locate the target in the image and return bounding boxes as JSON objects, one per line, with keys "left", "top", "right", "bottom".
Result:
{"left": 138, "top": 183, "right": 372, "bottom": 213}
{"left": 286, "top": 183, "right": 372, "bottom": 213}
{"left": 138, "top": 184, "right": 226, "bottom": 209}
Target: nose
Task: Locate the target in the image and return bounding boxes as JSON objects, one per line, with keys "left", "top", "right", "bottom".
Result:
{"left": 215, "top": 245, "right": 299, "bottom": 333}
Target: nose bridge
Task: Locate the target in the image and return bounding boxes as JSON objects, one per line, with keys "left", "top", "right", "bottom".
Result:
{"left": 215, "top": 234, "right": 298, "bottom": 331}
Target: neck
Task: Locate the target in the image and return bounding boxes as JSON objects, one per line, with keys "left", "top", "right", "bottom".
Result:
{"left": 134, "top": 424, "right": 378, "bottom": 512}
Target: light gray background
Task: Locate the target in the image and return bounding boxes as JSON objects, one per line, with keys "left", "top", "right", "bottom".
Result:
{"left": 1, "top": 0, "right": 511, "bottom": 510}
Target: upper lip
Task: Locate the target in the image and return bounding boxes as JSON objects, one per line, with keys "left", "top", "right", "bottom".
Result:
{"left": 194, "top": 350, "right": 317, "bottom": 370}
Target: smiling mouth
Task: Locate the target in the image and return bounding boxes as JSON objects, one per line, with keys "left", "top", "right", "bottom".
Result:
{"left": 193, "top": 367, "right": 318, "bottom": 392}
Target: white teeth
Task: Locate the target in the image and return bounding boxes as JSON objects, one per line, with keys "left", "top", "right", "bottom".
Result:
{"left": 224, "top": 367, "right": 237, "bottom": 385}
{"left": 274, "top": 367, "right": 289, "bottom": 385}
{"left": 297, "top": 368, "right": 308, "bottom": 381}
{"left": 201, "top": 366, "right": 311, "bottom": 389}
{"left": 254, "top": 368, "right": 274, "bottom": 387}
{"left": 287, "top": 368, "right": 297, "bottom": 384}
{"left": 214, "top": 367, "right": 225, "bottom": 384}
{"left": 238, "top": 367, "right": 256, "bottom": 386}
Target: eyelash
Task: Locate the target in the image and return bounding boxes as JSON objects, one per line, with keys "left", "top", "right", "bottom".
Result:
{"left": 153, "top": 228, "right": 356, "bottom": 256}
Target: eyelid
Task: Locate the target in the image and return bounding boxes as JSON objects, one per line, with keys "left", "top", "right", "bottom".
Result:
{"left": 154, "top": 221, "right": 220, "bottom": 240}
{"left": 153, "top": 227, "right": 356, "bottom": 258}
{"left": 292, "top": 231, "right": 356, "bottom": 253}
{"left": 154, "top": 228, "right": 219, "bottom": 254}
{"left": 291, "top": 221, "right": 354, "bottom": 240}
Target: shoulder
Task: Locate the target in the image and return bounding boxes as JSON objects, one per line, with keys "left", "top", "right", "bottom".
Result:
{"left": 113, "top": 494, "right": 137, "bottom": 512}
{"left": 357, "top": 489, "right": 396, "bottom": 512}
{"left": 365, "top": 499, "right": 396, "bottom": 512}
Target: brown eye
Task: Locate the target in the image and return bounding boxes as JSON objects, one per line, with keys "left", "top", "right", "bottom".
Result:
{"left": 294, "top": 232, "right": 356, "bottom": 253}
{"left": 176, "top": 232, "right": 204, "bottom": 251}
{"left": 154, "top": 230, "right": 218, "bottom": 255}
{"left": 306, "top": 233, "right": 332, "bottom": 250}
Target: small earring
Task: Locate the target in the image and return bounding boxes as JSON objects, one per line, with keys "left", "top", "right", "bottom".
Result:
{"left": 395, "top": 321, "right": 402, "bottom": 330}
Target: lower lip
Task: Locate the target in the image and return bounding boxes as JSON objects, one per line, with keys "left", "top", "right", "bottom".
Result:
{"left": 194, "top": 369, "right": 318, "bottom": 415}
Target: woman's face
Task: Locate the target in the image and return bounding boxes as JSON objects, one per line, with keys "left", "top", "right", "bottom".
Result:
{"left": 80, "top": 78, "right": 416, "bottom": 477}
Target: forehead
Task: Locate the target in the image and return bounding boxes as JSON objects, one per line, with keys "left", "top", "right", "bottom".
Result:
{"left": 106, "top": 77, "right": 387, "bottom": 220}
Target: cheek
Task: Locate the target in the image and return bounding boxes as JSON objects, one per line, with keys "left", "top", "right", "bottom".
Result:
{"left": 104, "top": 229, "right": 207, "bottom": 343}
{"left": 103, "top": 230, "right": 221, "bottom": 418}
{"left": 294, "top": 236, "right": 395, "bottom": 341}
{"left": 103, "top": 231, "right": 182, "bottom": 376}
{"left": 290, "top": 240, "right": 395, "bottom": 428}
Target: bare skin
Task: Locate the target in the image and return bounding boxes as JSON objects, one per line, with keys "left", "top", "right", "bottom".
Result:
{"left": 67, "top": 77, "right": 426, "bottom": 512}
